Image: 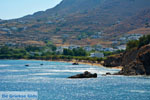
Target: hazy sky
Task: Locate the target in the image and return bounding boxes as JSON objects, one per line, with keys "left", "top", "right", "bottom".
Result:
{"left": 0, "top": 0, "right": 62, "bottom": 20}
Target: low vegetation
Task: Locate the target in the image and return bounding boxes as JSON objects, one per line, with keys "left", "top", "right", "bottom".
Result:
{"left": 126, "top": 35, "right": 150, "bottom": 50}
{"left": 0, "top": 45, "right": 105, "bottom": 63}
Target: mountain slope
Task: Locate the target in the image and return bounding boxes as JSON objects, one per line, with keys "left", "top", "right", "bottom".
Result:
{"left": 0, "top": 0, "right": 150, "bottom": 46}
{"left": 22, "top": 0, "right": 102, "bottom": 20}
{"left": 104, "top": 9, "right": 150, "bottom": 37}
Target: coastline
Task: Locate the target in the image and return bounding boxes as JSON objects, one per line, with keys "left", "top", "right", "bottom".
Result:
{"left": 4, "top": 59, "right": 123, "bottom": 70}
{"left": 57, "top": 60, "right": 123, "bottom": 70}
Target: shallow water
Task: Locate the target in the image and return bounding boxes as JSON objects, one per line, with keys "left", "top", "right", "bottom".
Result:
{"left": 0, "top": 60, "right": 150, "bottom": 100}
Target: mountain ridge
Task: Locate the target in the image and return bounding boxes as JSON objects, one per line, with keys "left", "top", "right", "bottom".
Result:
{"left": 0, "top": 0, "right": 150, "bottom": 46}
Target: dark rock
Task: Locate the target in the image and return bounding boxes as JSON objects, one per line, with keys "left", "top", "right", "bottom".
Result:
{"left": 103, "top": 44, "right": 150, "bottom": 76}
{"left": 121, "top": 48, "right": 138, "bottom": 66}
{"left": 102, "top": 72, "right": 111, "bottom": 76}
{"left": 68, "top": 71, "right": 97, "bottom": 78}
{"left": 72, "top": 62, "right": 79, "bottom": 65}
{"left": 25, "top": 64, "right": 29, "bottom": 66}
{"left": 138, "top": 47, "right": 150, "bottom": 75}
{"left": 103, "top": 54, "right": 123, "bottom": 67}
{"left": 114, "top": 45, "right": 150, "bottom": 75}
{"left": 117, "top": 61, "right": 146, "bottom": 75}
{"left": 103, "top": 48, "right": 139, "bottom": 68}
{"left": 106, "top": 72, "right": 111, "bottom": 75}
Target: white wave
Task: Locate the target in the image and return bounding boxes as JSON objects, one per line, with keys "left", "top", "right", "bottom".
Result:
{"left": 0, "top": 69, "right": 28, "bottom": 72}
{"left": 26, "top": 77, "right": 53, "bottom": 83}
{"left": 2, "top": 75, "right": 28, "bottom": 79}
{"left": 130, "top": 90, "right": 150, "bottom": 93}
{"left": 0, "top": 64, "right": 10, "bottom": 67}
{"left": 40, "top": 69, "right": 117, "bottom": 75}
{"left": 28, "top": 73, "right": 56, "bottom": 76}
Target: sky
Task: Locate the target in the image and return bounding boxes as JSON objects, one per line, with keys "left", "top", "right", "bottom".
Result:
{"left": 0, "top": 0, "right": 62, "bottom": 20}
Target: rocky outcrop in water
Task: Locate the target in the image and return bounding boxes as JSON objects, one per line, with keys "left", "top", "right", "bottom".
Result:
{"left": 68, "top": 71, "right": 97, "bottom": 78}
{"left": 104, "top": 45, "right": 150, "bottom": 75}
{"left": 72, "top": 62, "right": 79, "bottom": 65}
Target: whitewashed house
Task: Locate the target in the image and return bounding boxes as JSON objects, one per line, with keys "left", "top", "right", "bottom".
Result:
{"left": 84, "top": 46, "right": 93, "bottom": 51}
{"left": 117, "top": 45, "right": 126, "bottom": 50}
{"left": 56, "top": 46, "right": 69, "bottom": 53}
{"left": 103, "top": 48, "right": 114, "bottom": 52}
{"left": 90, "top": 52, "right": 104, "bottom": 58}
{"left": 69, "top": 45, "right": 80, "bottom": 50}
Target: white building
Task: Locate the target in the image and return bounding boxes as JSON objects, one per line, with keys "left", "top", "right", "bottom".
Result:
{"left": 11, "top": 27, "right": 17, "bottom": 31}
{"left": 30, "top": 52, "right": 42, "bottom": 56}
{"left": 56, "top": 46, "right": 69, "bottom": 53}
{"left": 127, "top": 34, "right": 143, "bottom": 40}
{"left": 117, "top": 45, "right": 126, "bottom": 50}
{"left": 94, "top": 44, "right": 103, "bottom": 51}
{"left": 90, "top": 52, "right": 104, "bottom": 58}
{"left": 68, "top": 45, "right": 80, "bottom": 50}
{"left": 103, "top": 48, "right": 114, "bottom": 52}
{"left": 84, "top": 46, "right": 93, "bottom": 51}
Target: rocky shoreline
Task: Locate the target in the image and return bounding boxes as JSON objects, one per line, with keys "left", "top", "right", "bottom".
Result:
{"left": 103, "top": 45, "right": 150, "bottom": 76}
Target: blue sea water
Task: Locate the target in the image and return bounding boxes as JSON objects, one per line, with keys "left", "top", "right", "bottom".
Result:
{"left": 0, "top": 60, "right": 150, "bottom": 100}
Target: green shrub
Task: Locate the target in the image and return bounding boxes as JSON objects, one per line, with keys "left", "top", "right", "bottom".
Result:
{"left": 126, "top": 35, "right": 150, "bottom": 50}
{"left": 126, "top": 40, "right": 139, "bottom": 50}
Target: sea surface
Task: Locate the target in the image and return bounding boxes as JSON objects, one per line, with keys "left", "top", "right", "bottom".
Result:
{"left": 0, "top": 60, "right": 150, "bottom": 100}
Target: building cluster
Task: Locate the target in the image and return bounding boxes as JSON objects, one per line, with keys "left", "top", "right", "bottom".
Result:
{"left": 0, "top": 26, "right": 28, "bottom": 35}
{"left": 56, "top": 44, "right": 118, "bottom": 58}
{"left": 119, "top": 34, "right": 143, "bottom": 44}
{"left": 112, "top": 33, "right": 143, "bottom": 50}
{"left": 0, "top": 27, "right": 12, "bottom": 34}
{"left": 56, "top": 44, "right": 116, "bottom": 53}
{"left": 90, "top": 31, "right": 104, "bottom": 39}
{"left": 56, "top": 34, "right": 143, "bottom": 58}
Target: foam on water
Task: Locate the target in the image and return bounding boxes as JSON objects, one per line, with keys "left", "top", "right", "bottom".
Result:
{"left": 130, "top": 90, "right": 150, "bottom": 93}
{"left": 0, "top": 69, "right": 28, "bottom": 72}
{"left": 28, "top": 73, "right": 57, "bottom": 76}
{"left": 0, "top": 64, "right": 11, "bottom": 67}
{"left": 0, "top": 60, "right": 150, "bottom": 100}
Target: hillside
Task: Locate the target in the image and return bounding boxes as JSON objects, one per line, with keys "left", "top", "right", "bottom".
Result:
{"left": 105, "top": 9, "right": 150, "bottom": 38}
{"left": 0, "top": 0, "right": 150, "bottom": 46}
{"left": 22, "top": 0, "right": 102, "bottom": 19}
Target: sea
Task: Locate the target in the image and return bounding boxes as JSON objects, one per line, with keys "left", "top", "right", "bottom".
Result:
{"left": 0, "top": 60, "right": 150, "bottom": 100}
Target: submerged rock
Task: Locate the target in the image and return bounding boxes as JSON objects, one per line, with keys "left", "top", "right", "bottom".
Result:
{"left": 68, "top": 71, "right": 97, "bottom": 78}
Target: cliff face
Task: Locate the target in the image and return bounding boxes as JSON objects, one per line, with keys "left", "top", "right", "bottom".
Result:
{"left": 103, "top": 54, "right": 123, "bottom": 67}
{"left": 104, "top": 45, "right": 150, "bottom": 75}
{"left": 138, "top": 49, "right": 150, "bottom": 75}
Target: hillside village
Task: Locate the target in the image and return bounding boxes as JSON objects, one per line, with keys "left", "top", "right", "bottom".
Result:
{"left": 0, "top": 0, "right": 150, "bottom": 49}
{"left": 0, "top": 29, "right": 144, "bottom": 59}
{"left": 0, "top": 0, "right": 149, "bottom": 61}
